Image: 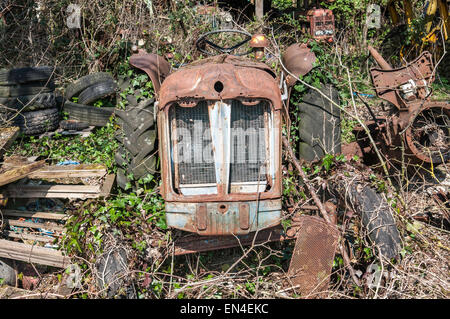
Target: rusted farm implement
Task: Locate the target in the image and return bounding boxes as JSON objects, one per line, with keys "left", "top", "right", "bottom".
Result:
{"left": 343, "top": 46, "right": 449, "bottom": 168}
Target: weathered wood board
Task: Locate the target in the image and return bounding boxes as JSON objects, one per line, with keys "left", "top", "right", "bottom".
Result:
{"left": 0, "top": 239, "right": 69, "bottom": 268}
{"left": 0, "top": 173, "right": 115, "bottom": 199}
{"left": 0, "top": 160, "right": 46, "bottom": 187}
{"left": 0, "top": 163, "right": 114, "bottom": 268}
{"left": 1, "top": 209, "right": 68, "bottom": 220}
{"left": 4, "top": 219, "right": 65, "bottom": 232}
{"left": 28, "top": 164, "right": 107, "bottom": 179}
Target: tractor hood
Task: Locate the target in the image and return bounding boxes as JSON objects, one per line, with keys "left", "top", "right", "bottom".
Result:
{"left": 159, "top": 54, "right": 282, "bottom": 111}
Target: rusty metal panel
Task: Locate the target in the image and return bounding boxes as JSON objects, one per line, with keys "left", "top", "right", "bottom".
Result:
{"left": 369, "top": 48, "right": 434, "bottom": 110}
{"left": 165, "top": 199, "right": 281, "bottom": 235}
{"left": 307, "top": 8, "right": 335, "bottom": 41}
{"left": 173, "top": 221, "right": 299, "bottom": 255}
{"left": 158, "top": 57, "right": 282, "bottom": 111}
{"left": 129, "top": 50, "right": 171, "bottom": 93}
{"left": 282, "top": 43, "right": 316, "bottom": 87}
{"left": 287, "top": 215, "right": 339, "bottom": 298}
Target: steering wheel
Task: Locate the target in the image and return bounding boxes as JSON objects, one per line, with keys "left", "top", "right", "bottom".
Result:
{"left": 195, "top": 29, "right": 253, "bottom": 56}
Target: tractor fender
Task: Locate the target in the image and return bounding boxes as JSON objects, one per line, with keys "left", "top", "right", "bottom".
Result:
{"left": 129, "top": 50, "right": 171, "bottom": 94}
{"left": 281, "top": 43, "right": 316, "bottom": 88}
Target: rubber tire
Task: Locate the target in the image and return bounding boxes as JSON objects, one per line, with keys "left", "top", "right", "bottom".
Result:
{"left": 298, "top": 83, "right": 341, "bottom": 162}
{"left": 65, "top": 72, "right": 114, "bottom": 100}
{"left": 115, "top": 124, "right": 156, "bottom": 156}
{"left": 0, "top": 92, "right": 56, "bottom": 113}
{"left": 95, "top": 247, "right": 136, "bottom": 298}
{"left": 13, "top": 107, "right": 60, "bottom": 135}
{"left": 116, "top": 168, "right": 129, "bottom": 190}
{"left": 349, "top": 184, "right": 402, "bottom": 260}
{"left": 114, "top": 98, "right": 158, "bottom": 188}
{"left": 59, "top": 119, "right": 90, "bottom": 131}
{"left": 0, "top": 81, "right": 54, "bottom": 98}
{"left": 115, "top": 98, "right": 156, "bottom": 156}
{"left": 114, "top": 147, "right": 128, "bottom": 168}
{"left": 115, "top": 140, "right": 157, "bottom": 179}
{"left": 115, "top": 98, "right": 155, "bottom": 128}
{"left": 63, "top": 101, "right": 115, "bottom": 127}
{"left": 0, "top": 66, "right": 54, "bottom": 85}
{"left": 117, "top": 75, "right": 131, "bottom": 92}
{"left": 117, "top": 117, "right": 155, "bottom": 141}
{"left": 129, "top": 154, "right": 157, "bottom": 179}
{"left": 78, "top": 80, "right": 117, "bottom": 105}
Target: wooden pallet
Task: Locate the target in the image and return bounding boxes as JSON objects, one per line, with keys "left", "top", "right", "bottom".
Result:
{"left": 0, "top": 175, "right": 115, "bottom": 199}
{"left": 28, "top": 163, "right": 108, "bottom": 179}
{"left": 0, "top": 208, "right": 69, "bottom": 268}
{"left": 0, "top": 162, "right": 115, "bottom": 268}
{"left": 0, "top": 163, "right": 115, "bottom": 199}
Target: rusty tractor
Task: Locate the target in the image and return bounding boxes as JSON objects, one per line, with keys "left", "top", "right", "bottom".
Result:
{"left": 127, "top": 31, "right": 323, "bottom": 237}
{"left": 116, "top": 30, "right": 404, "bottom": 296}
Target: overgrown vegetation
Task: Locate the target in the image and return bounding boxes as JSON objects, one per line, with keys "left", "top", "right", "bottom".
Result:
{"left": 0, "top": 0, "right": 448, "bottom": 299}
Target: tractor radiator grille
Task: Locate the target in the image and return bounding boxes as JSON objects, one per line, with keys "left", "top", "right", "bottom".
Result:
{"left": 230, "top": 100, "right": 268, "bottom": 183}
{"left": 169, "top": 100, "right": 271, "bottom": 190}
{"left": 169, "top": 101, "right": 216, "bottom": 185}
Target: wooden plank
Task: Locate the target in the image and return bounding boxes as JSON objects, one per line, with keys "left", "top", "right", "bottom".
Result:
{"left": 28, "top": 164, "right": 107, "bottom": 179}
{"left": 0, "top": 286, "right": 38, "bottom": 299}
{"left": 8, "top": 184, "right": 101, "bottom": 193}
{"left": 1, "top": 192, "right": 101, "bottom": 199}
{"left": 0, "top": 160, "right": 45, "bottom": 187}
{"left": 4, "top": 231, "right": 57, "bottom": 243}
{"left": 1, "top": 210, "right": 68, "bottom": 220}
{"left": 255, "top": 0, "right": 263, "bottom": 20}
{"left": 2, "top": 156, "right": 37, "bottom": 169}
{"left": 0, "top": 238, "right": 69, "bottom": 268}
{"left": 1, "top": 183, "right": 102, "bottom": 199}
{"left": 1, "top": 191, "right": 101, "bottom": 199}
{"left": 99, "top": 174, "right": 115, "bottom": 198}
{"left": 5, "top": 219, "right": 65, "bottom": 232}
{"left": 0, "top": 171, "right": 112, "bottom": 199}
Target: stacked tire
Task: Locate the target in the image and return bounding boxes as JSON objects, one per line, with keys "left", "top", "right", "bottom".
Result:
{"left": 297, "top": 83, "right": 341, "bottom": 162}
{"left": 0, "top": 66, "right": 60, "bottom": 135}
{"left": 114, "top": 97, "right": 158, "bottom": 190}
{"left": 63, "top": 72, "right": 117, "bottom": 127}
